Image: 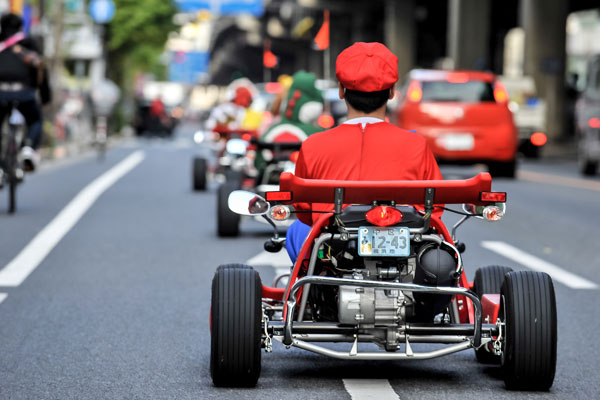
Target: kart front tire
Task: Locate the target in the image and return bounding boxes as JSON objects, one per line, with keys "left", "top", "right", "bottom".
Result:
{"left": 210, "top": 264, "right": 262, "bottom": 387}
{"left": 488, "top": 160, "right": 517, "bottom": 178}
{"left": 501, "top": 271, "right": 557, "bottom": 391}
{"left": 217, "top": 182, "right": 240, "bottom": 237}
{"left": 192, "top": 157, "right": 207, "bottom": 191}
{"left": 473, "top": 265, "right": 513, "bottom": 364}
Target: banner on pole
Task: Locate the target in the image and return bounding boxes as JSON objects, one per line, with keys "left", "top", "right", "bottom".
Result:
{"left": 314, "top": 10, "right": 329, "bottom": 51}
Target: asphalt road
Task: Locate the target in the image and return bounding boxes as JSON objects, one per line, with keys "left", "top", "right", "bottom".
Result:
{"left": 1, "top": 127, "right": 599, "bottom": 399}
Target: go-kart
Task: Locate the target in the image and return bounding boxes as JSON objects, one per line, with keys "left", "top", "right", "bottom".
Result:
{"left": 192, "top": 127, "right": 257, "bottom": 192}
{"left": 215, "top": 138, "right": 302, "bottom": 237}
{"left": 210, "top": 172, "right": 557, "bottom": 390}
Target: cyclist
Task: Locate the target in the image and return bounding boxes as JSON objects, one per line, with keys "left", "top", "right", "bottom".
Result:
{"left": 0, "top": 13, "right": 51, "bottom": 172}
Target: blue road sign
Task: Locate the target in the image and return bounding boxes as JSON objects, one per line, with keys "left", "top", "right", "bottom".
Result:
{"left": 174, "top": 0, "right": 264, "bottom": 17}
{"left": 89, "top": 0, "right": 116, "bottom": 24}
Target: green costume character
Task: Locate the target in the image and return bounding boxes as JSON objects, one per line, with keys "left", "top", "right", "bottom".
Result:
{"left": 255, "top": 71, "right": 324, "bottom": 171}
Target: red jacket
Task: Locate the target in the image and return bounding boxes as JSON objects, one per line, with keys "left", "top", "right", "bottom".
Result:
{"left": 294, "top": 120, "right": 442, "bottom": 225}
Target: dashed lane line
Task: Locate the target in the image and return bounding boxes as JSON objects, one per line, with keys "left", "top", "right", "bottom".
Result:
{"left": 0, "top": 151, "right": 146, "bottom": 287}
{"left": 481, "top": 241, "right": 598, "bottom": 289}
{"left": 0, "top": 293, "right": 7, "bottom": 304}
{"left": 343, "top": 379, "right": 400, "bottom": 400}
{"left": 518, "top": 170, "right": 600, "bottom": 192}
{"left": 246, "top": 250, "right": 291, "bottom": 277}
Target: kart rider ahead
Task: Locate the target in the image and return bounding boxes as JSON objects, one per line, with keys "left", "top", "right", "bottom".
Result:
{"left": 205, "top": 86, "right": 253, "bottom": 134}
{"left": 286, "top": 42, "right": 443, "bottom": 262}
{"left": 254, "top": 70, "right": 324, "bottom": 173}
{"left": 0, "top": 13, "right": 51, "bottom": 172}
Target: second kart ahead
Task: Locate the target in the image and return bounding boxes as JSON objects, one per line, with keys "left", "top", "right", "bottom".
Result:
{"left": 210, "top": 172, "right": 557, "bottom": 391}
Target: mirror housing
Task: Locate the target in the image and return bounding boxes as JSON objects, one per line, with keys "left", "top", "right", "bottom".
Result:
{"left": 228, "top": 190, "right": 270, "bottom": 216}
{"left": 226, "top": 138, "right": 248, "bottom": 156}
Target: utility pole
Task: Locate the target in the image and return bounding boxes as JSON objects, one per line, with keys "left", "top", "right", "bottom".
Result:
{"left": 50, "top": 0, "right": 65, "bottom": 118}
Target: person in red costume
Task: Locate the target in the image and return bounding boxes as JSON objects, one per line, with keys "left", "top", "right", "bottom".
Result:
{"left": 285, "top": 42, "right": 442, "bottom": 262}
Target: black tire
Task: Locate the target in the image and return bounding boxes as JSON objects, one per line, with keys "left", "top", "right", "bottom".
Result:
{"left": 579, "top": 158, "right": 598, "bottom": 176}
{"left": 217, "top": 182, "right": 240, "bottom": 237}
{"left": 210, "top": 264, "right": 262, "bottom": 387}
{"left": 6, "top": 128, "right": 18, "bottom": 214}
{"left": 501, "top": 271, "right": 557, "bottom": 391}
{"left": 8, "top": 173, "right": 16, "bottom": 214}
{"left": 224, "top": 168, "right": 243, "bottom": 186}
{"left": 488, "top": 160, "right": 517, "bottom": 178}
{"left": 473, "top": 265, "right": 513, "bottom": 364}
{"left": 192, "top": 157, "right": 207, "bottom": 191}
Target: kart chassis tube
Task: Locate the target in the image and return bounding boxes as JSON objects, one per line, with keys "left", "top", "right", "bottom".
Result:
{"left": 284, "top": 276, "right": 484, "bottom": 348}
{"left": 296, "top": 233, "right": 464, "bottom": 323}
{"left": 275, "top": 336, "right": 491, "bottom": 361}
{"left": 268, "top": 322, "right": 499, "bottom": 337}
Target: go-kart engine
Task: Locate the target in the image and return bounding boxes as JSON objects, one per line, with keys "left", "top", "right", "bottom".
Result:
{"left": 338, "top": 285, "right": 406, "bottom": 325}
{"left": 337, "top": 260, "right": 416, "bottom": 326}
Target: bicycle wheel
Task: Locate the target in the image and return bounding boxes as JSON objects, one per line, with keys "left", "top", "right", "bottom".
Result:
{"left": 6, "top": 124, "right": 18, "bottom": 214}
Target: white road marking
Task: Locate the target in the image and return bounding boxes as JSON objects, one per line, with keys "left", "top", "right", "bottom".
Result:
{"left": 0, "top": 151, "right": 145, "bottom": 287}
{"left": 247, "top": 250, "right": 291, "bottom": 270}
{"left": 343, "top": 379, "right": 400, "bottom": 400}
{"left": 481, "top": 241, "right": 598, "bottom": 289}
{"left": 0, "top": 293, "right": 7, "bottom": 304}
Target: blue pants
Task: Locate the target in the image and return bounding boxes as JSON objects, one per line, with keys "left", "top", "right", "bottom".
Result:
{"left": 285, "top": 220, "right": 311, "bottom": 264}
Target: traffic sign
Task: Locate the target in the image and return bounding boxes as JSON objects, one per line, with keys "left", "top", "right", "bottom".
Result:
{"left": 175, "top": 0, "right": 264, "bottom": 17}
{"left": 89, "top": 0, "right": 116, "bottom": 24}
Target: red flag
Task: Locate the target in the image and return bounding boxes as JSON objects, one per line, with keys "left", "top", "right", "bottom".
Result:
{"left": 263, "top": 39, "right": 278, "bottom": 68}
{"left": 314, "top": 10, "right": 330, "bottom": 50}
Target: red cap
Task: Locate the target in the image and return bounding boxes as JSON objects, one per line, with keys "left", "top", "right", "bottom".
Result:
{"left": 336, "top": 42, "right": 398, "bottom": 92}
{"left": 233, "top": 87, "right": 253, "bottom": 107}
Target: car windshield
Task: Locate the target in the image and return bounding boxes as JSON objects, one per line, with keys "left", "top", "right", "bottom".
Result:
{"left": 421, "top": 80, "right": 495, "bottom": 102}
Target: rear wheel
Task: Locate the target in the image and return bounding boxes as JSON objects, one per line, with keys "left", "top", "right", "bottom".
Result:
{"left": 6, "top": 126, "right": 18, "bottom": 214}
{"left": 473, "top": 265, "right": 513, "bottom": 363}
{"left": 192, "top": 157, "right": 207, "bottom": 191}
{"left": 488, "top": 159, "right": 516, "bottom": 178}
{"left": 579, "top": 158, "right": 598, "bottom": 176}
{"left": 210, "top": 264, "right": 262, "bottom": 387}
{"left": 501, "top": 271, "right": 557, "bottom": 390}
{"left": 217, "top": 182, "right": 240, "bottom": 237}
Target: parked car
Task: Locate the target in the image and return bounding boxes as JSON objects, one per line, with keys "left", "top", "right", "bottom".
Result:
{"left": 395, "top": 69, "right": 519, "bottom": 177}
{"left": 499, "top": 75, "right": 547, "bottom": 158}
{"left": 575, "top": 55, "right": 600, "bottom": 176}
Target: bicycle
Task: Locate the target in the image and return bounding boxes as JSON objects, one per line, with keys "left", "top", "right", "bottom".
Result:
{"left": 0, "top": 101, "right": 25, "bottom": 214}
{"left": 94, "top": 115, "right": 108, "bottom": 161}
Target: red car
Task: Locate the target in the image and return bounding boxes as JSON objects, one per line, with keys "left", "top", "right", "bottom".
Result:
{"left": 396, "top": 69, "right": 518, "bottom": 178}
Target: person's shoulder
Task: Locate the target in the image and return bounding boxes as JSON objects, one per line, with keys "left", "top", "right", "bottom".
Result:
{"left": 304, "top": 124, "right": 348, "bottom": 143}
{"left": 380, "top": 122, "right": 428, "bottom": 144}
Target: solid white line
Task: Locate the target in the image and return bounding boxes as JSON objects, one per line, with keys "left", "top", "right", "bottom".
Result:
{"left": 0, "top": 293, "right": 7, "bottom": 304}
{"left": 0, "top": 151, "right": 145, "bottom": 287}
{"left": 343, "top": 379, "right": 400, "bottom": 400}
{"left": 481, "top": 241, "right": 598, "bottom": 290}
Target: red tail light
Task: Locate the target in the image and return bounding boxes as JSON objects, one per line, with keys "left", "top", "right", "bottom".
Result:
{"left": 265, "top": 82, "right": 282, "bottom": 94}
{"left": 589, "top": 117, "right": 600, "bottom": 129}
{"left": 266, "top": 191, "right": 292, "bottom": 202}
{"left": 530, "top": 132, "right": 547, "bottom": 146}
{"left": 406, "top": 81, "right": 422, "bottom": 103}
{"left": 480, "top": 192, "right": 507, "bottom": 203}
{"left": 242, "top": 133, "right": 252, "bottom": 141}
{"left": 493, "top": 81, "right": 508, "bottom": 103}
{"left": 446, "top": 72, "right": 469, "bottom": 83}
{"left": 365, "top": 206, "right": 403, "bottom": 227}
{"left": 318, "top": 114, "right": 335, "bottom": 129}
{"left": 289, "top": 151, "right": 300, "bottom": 163}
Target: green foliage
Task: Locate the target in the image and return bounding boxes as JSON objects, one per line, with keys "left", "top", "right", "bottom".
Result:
{"left": 106, "top": 0, "right": 176, "bottom": 87}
